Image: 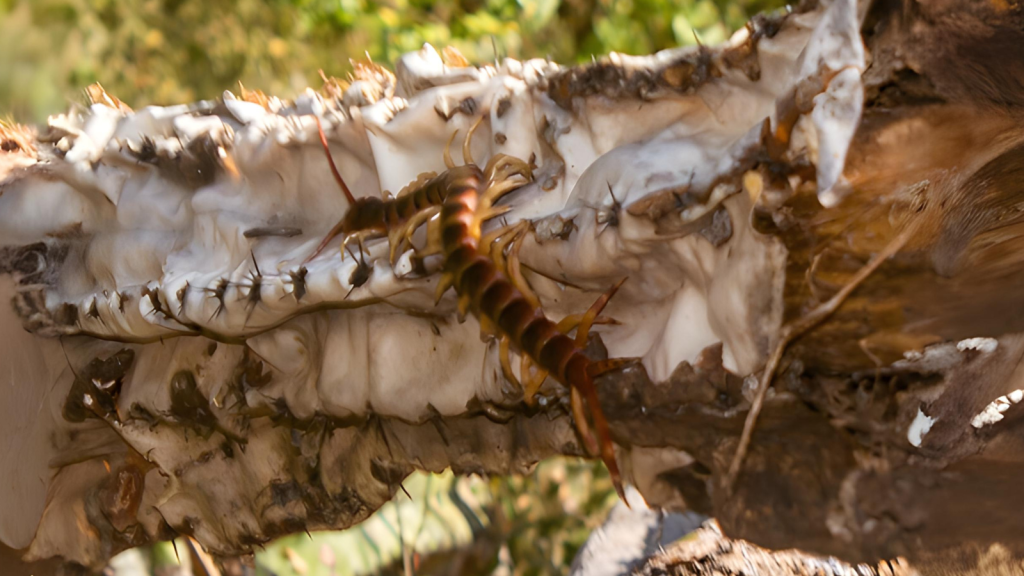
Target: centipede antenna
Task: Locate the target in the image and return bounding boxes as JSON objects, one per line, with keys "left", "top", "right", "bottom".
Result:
{"left": 314, "top": 115, "right": 356, "bottom": 205}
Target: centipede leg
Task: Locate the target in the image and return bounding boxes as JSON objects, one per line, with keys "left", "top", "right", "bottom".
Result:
{"left": 499, "top": 337, "right": 520, "bottom": 389}
{"left": 507, "top": 225, "right": 541, "bottom": 310}
{"left": 479, "top": 221, "right": 520, "bottom": 258}
{"left": 456, "top": 293, "right": 472, "bottom": 322}
{"left": 575, "top": 278, "right": 627, "bottom": 348}
{"left": 337, "top": 230, "right": 375, "bottom": 263}
{"left": 443, "top": 130, "right": 459, "bottom": 170}
{"left": 520, "top": 355, "right": 548, "bottom": 404}
{"left": 478, "top": 179, "right": 526, "bottom": 216}
{"left": 388, "top": 205, "right": 441, "bottom": 264}
{"left": 339, "top": 231, "right": 354, "bottom": 262}
{"left": 570, "top": 280, "right": 628, "bottom": 469}
{"left": 423, "top": 213, "right": 447, "bottom": 263}
{"left": 304, "top": 219, "right": 347, "bottom": 264}
{"left": 490, "top": 225, "right": 537, "bottom": 298}
{"left": 559, "top": 314, "right": 618, "bottom": 330}
{"left": 476, "top": 204, "right": 514, "bottom": 223}
{"left": 587, "top": 358, "right": 639, "bottom": 378}
{"left": 486, "top": 221, "right": 526, "bottom": 263}
{"left": 463, "top": 116, "right": 485, "bottom": 166}
{"left": 571, "top": 388, "right": 600, "bottom": 456}
{"left": 484, "top": 154, "right": 533, "bottom": 183}
{"left": 484, "top": 222, "right": 542, "bottom": 309}
{"left": 478, "top": 315, "right": 498, "bottom": 338}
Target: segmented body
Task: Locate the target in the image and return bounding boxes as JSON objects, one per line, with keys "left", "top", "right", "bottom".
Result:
{"left": 306, "top": 116, "right": 623, "bottom": 490}
{"left": 436, "top": 166, "right": 623, "bottom": 494}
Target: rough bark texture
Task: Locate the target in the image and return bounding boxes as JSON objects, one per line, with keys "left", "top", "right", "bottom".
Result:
{"left": 2, "top": 0, "right": 1024, "bottom": 573}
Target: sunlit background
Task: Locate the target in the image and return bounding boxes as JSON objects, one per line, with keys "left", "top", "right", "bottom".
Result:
{"left": 1, "top": 0, "right": 786, "bottom": 573}
{"left": 1, "top": 0, "right": 783, "bottom": 123}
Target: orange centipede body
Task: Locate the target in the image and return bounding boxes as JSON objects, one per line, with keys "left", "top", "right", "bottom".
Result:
{"left": 435, "top": 166, "right": 625, "bottom": 498}
{"left": 307, "top": 113, "right": 623, "bottom": 495}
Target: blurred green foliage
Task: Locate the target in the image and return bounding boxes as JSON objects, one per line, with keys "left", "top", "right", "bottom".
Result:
{"left": 253, "top": 459, "right": 617, "bottom": 575}
{"left": 1, "top": 0, "right": 785, "bottom": 123}
{"left": 104, "top": 458, "right": 617, "bottom": 575}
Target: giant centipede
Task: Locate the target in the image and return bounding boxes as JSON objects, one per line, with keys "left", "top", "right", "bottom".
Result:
{"left": 306, "top": 113, "right": 624, "bottom": 493}
{"left": 431, "top": 148, "right": 627, "bottom": 499}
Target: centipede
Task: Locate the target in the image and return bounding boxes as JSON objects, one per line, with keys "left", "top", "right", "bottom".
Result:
{"left": 423, "top": 134, "right": 629, "bottom": 499}
{"left": 306, "top": 111, "right": 626, "bottom": 495}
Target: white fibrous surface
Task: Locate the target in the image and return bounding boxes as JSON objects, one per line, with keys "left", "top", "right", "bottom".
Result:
{"left": 0, "top": 0, "right": 871, "bottom": 566}
{"left": 907, "top": 408, "right": 935, "bottom": 448}
{"left": 972, "top": 390, "right": 1024, "bottom": 429}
